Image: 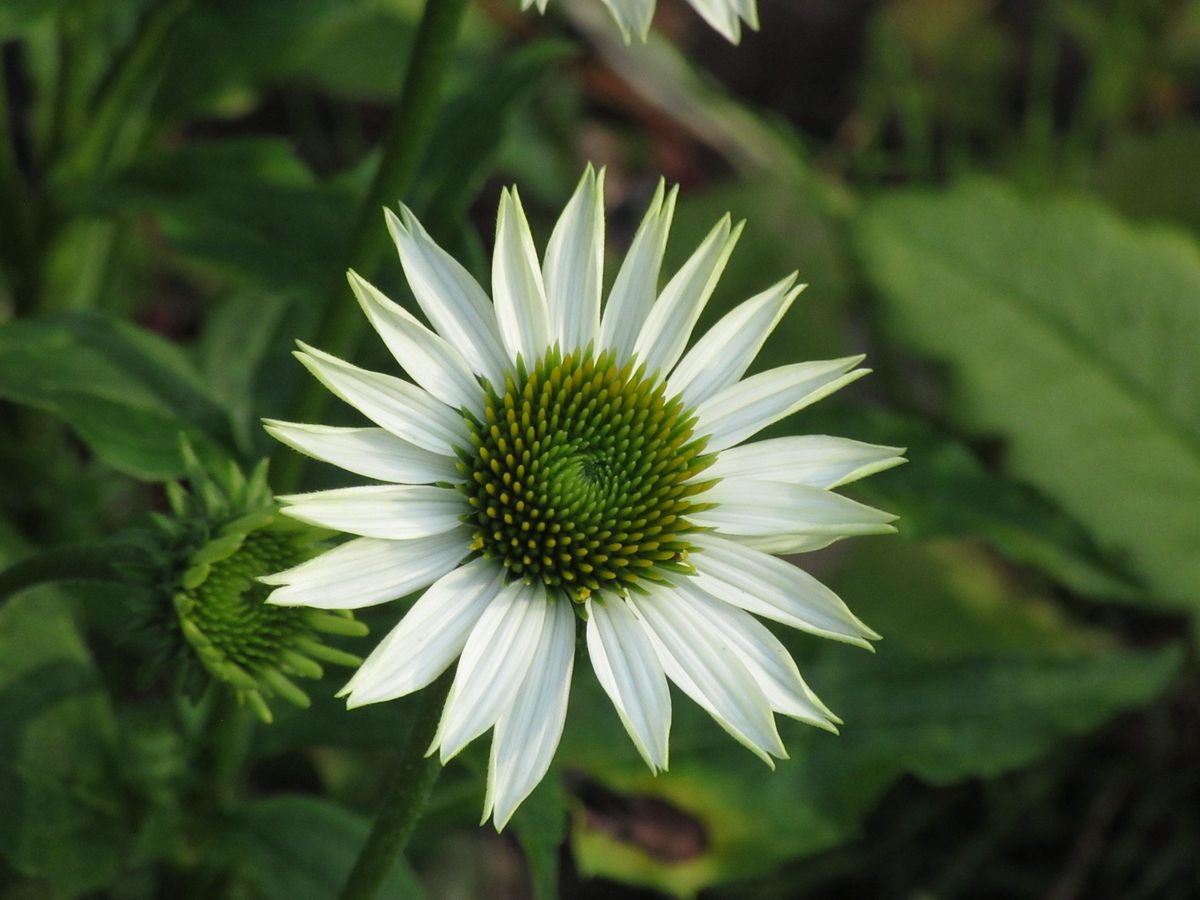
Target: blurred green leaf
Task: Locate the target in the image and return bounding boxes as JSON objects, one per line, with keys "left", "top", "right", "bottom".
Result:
{"left": 665, "top": 179, "right": 853, "bottom": 367}
{"left": 855, "top": 180, "right": 1200, "bottom": 611}
{"left": 1092, "top": 125, "right": 1200, "bottom": 237}
{"left": 0, "top": 312, "right": 231, "bottom": 479}
{"left": 65, "top": 139, "right": 356, "bottom": 296}
{"left": 806, "top": 407, "right": 1140, "bottom": 600}
{"left": 0, "top": 0, "right": 72, "bottom": 38}
{"left": 564, "top": 539, "right": 1180, "bottom": 896}
{"left": 412, "top": 40, "right": 574, "bottom": 241}
{"left": 236, "top": 794, "right": 426, "bottom": 900}
{"left": 0, "top": 536, "right": 128, "bottom": 895}
{"left": 200, "top": 291, "right": 297, "bottom": 455}
{"left": 155, "top": 0, "right": 391, "bottom": 118}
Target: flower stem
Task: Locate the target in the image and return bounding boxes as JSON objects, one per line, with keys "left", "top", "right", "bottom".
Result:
{"left": 203, "top": 686, "right": 253, "bottom": 810}
{"left": 274, "top": 0, "right": 469, "bottom": 491}
{"left": 337, "top": 672, "right": 451, "bottom": 900}
{"left": 0, "top": 542, "right": 143, "bottom": 605}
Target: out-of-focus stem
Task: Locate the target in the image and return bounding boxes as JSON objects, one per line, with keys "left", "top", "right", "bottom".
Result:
{"left": 273, "top": 0, "right": 470, "bottom": 492}
{"left": 336, "top": 674, "right": 451, "bottom": 900}
{"left": 0, "top": 543, "right": 143, "bottom": 605}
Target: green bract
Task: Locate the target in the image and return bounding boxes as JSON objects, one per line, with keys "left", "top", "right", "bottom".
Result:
{"left": 459, "top": 347, "right": 717, "bottom": 601}
{"left": 149, "top": 449, "right": 366, "bottom": 721}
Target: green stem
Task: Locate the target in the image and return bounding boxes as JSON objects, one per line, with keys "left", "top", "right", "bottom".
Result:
{"left": 203, "top": 686, "right": 253, "bottom": 810}
{"left": 65, "top": 0, "right": 190, "bottom": 177}
{"left": 0, "top": 543, "right": 143, "bottom": 604}
{"left": 273, "top": 0, "right": 469, "bottom": 491}
{"left": 337, "top": 673, "right": 451, "bottom": 900}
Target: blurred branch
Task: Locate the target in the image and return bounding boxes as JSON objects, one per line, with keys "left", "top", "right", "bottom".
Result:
{"left": 274, "top": 0, "right": 470, "bottom": 491}
{"left": 0, "top": 541, "right": 144, "bottom": 605}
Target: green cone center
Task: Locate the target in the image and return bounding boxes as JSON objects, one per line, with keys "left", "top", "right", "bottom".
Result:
{"left": 459, "top": 347, "right": 716, "bottom": 601}
{"left": 184, "top": 529, "right": 316, "bottom": 670}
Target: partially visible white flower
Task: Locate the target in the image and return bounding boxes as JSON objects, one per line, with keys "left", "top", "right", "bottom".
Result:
{"left": 265, "top": 166, "right": 903, "bottom": 829}
{"left": 521, "top": 0, "right": 759, "bottom": 44}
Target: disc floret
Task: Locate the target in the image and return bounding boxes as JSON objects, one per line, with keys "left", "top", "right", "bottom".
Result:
{"left": 458, "top": 347, "right": 717, "bottom": 600}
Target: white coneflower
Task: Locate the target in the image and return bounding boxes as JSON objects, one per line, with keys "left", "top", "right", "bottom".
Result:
{"left": 264, "top": 166, "right": 902, "bottom": 828}
{"left": 521, "top": 0, "right": 760, "bottom": 44}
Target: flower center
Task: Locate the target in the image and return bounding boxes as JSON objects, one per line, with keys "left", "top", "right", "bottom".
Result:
{"left": 458, "top": 347, "right": 716, "bottom": 601}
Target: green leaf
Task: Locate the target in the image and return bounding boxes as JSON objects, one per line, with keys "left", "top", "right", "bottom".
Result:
{"left": 236, "top": 794, "right": 427, "bottom": 900}
{"left": 0, "top": 0, "right": 73, "bottom": 38}
{"left": 154, "top": 0, "right": 394, "bottom": 118}
{"left": 0, "top": 312, "right": 232, "bottom": 479}
{"left": 200, "top": 291, "right": 298, "bottom": 455}
{"left": 803, "top": 407, "right": 1140, "bottom": 600}
{"left": 412, "top": 40, "right": 575, "bottom": 242}
{"left": 64, "top": 139, "right": 356, "bottom": 297}
{"left": 564, "top": 539, "right": 1181, "bottom": 897}
{"left": 855, "top": 180, "right": 1200, "bottom": 611}
{"left": 1091, "top": 125, "right": 1200, "bottom": 238}
{"left": 0, "top": 531, "right": 128, "bottom": 894}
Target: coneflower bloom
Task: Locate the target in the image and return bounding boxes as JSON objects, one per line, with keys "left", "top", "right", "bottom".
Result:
{"left": 520, "top": 0, "right": 760, "bottom": 44}
{"left": 264, "top": 166, "right": 902, "bottom": 828}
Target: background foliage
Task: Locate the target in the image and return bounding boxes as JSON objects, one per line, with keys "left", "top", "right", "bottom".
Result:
{"left": 1, "top": 0, "right": 1197, "bottom": 897}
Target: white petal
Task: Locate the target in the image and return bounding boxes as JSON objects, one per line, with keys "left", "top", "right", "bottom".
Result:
{"left": 695, "top": 357, "right": 869, "bottom": 452}
{"left": 704, "top": 435, "right": 906, "bottom": 489}
{"left": 342, "top": 557, "right": 504, "bottom": 706}
{"left": 484, "top": 597, "right": 576, "bottom": 830}
{"left": 278, "top": 484, "right": 466, "bottom": 540}
{"left": 600, "top": 0, "right": 657, "bottom": 40}
{"left": 667, "top": 274, "right": 802, "bottom": 407}
{"left": 294, "top": 343, "right": 470, "bottom": 455}
{"left": 599, "top": 180, "right": 677, "bottom": 362}
{"left": 627, "top": 585, "right": 784, "bottom": 764}
{"left": 672, "top": 579, "right": 837, "bottom": 729}
{"left": 492, "top": 187, "right": 551, "bottom": 364}
{"left": 431, "top": 582, "right": 549, "bottom": 762}
{"left": 693, "top": 480, "right": 897, "bottom": 539}
{"left": 585, "top": 596, "right": 671, "bottom": 772}
{"left": 733, "top": 0, "right": 760, "bottom": 29}
{"left": 347, "top": 271, "right": 483, "bottom": 415}
{"left": 690, "top": 532, "right": 879, "bottom": 647}
{"left": 686, "top": 0, "right": 743, "bottom": 42}
{"left": 262, "top": 421, "right": 460, "bottom": 484}
{"left": 633, "top": 215, "right": 743, "bottom": 378}
{"left": 544, "top": 166, "right": 604, "bottom": 353}
{"left": 723, "top": 533, "right": 842, "bottom": 555}
{"left": 263, "top": 529, "right": 470, "bottom": 610}
{"left": 386, "top": 206, "right": 509, "bottom": 387}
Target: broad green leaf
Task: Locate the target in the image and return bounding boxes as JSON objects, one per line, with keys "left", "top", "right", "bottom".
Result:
{"left": 64, "top": 139, "right": 356, "bottom": 296}
{"left": 154, "top": 0, "right": 494, "bottom": 117}
{"left": 235, "top": 794, "right": 426, "bottom": 900}
{"left": 0, "top": 532, "right": 128, "bottom": 894}
{"left": 855, "top": 180, "right": 1200, "bottom": 611}
{"left": 0, "top": 313, "right": 232, "bottom": 479}
{"left": 564, "top": 539, "right": 1180, "bottom": 896}
{"left": 803, "top": 406, "right": 1140, "bottom": 600}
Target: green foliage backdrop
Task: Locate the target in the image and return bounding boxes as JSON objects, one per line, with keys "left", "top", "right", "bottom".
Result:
{"left": 0, "top": 0, "right": 1196, "bottom": 898}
